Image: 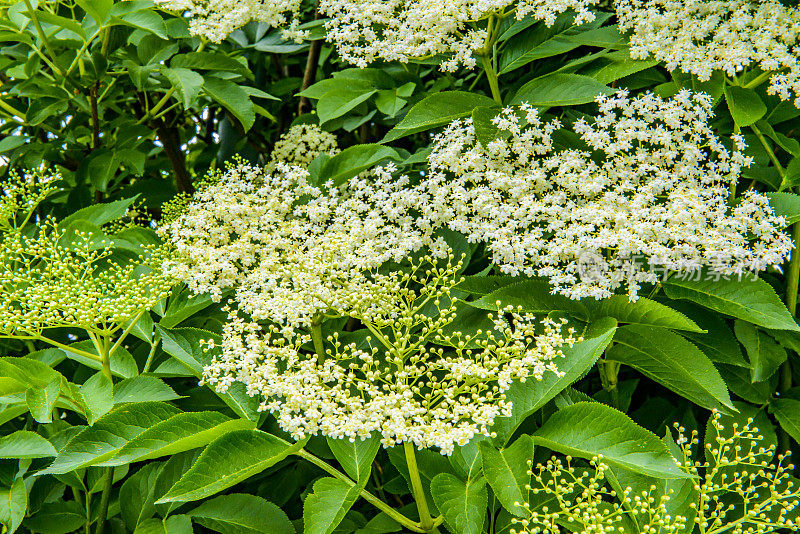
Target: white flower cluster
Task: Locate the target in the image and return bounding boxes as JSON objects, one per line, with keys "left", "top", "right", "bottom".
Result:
{"left": 154, "top": 0, "right": 304, "bottom": 43}
{"left": 421, "top": 90, "right": 793, "bottom": 300}
{"left": 156, "top": 0, "right": 598, "bottom": 70}
{"left": 203, "top": 256, "right": 576, "bottom": 454}
{"left": 617, "top": 0, "right": 800, "bottom": 107}
{"left": 267, "top": 124, "right": 339, "bottom": 170}
{"left": 513, "top": 412, "right": 800, "bottom": 534}
{"left": 160, "top": 160, "right": 435, "bottom": 329}
{"left": 320, "top": 0, "right": 598, "bottom": 71}
{"left": 164, "top": 157, "right": 578, "bottom": 453}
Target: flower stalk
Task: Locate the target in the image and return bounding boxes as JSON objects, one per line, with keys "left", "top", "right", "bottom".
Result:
{"left": 404, "top": 442, "right": 440, "bottom": 533}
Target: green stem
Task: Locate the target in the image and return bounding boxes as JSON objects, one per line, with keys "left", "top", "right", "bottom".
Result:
{"left": 404, "top": 442, "right": 439, "bottom": 532}
{"left": 311, "top": 314, "right": 325, "bottom": 361}
{"left": 94, "top": 468, "right": 113, "bottom": 534}
{"left": 604, "top": 360, "right": 620, "bottom": 410}
{"left": 743, "top": 71, "right": 774, "bottom": 90}
{"left": 29, "top": 334, "right": 103, "bottom": 362}
{"left": 296, "top": 450, "right": 427, "bottom": 533}
{"left": 480, "top": 54, "right": 502, "bottom": 106}
{"left": 22, "top": 0, "right": 65, "bottom": 76}
{"left": 142, "top": 341, "right": 159, "bottom": 374}
{"left": 107, "top": 310, "right": 144, "bottom": 358}
{"left": 752, "top": 122, "right": 798, "bottom": 453}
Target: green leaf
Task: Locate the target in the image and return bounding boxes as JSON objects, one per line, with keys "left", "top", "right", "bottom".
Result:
{"left": 511, "top": 73, "right": 613, "bottom": 106}
{"left": 76, "top": 0, "right": 112, "bottom": 23}
{"left": 39, "top": 402, "right": 180, "bottom": 474}
{"left": 498, "top": 13, "right": 614, "bottom": 74}
{"left": 299, "top": 78, "right": 374, "bottom": 99}
{"left": 766, "top": 191, "right": 800, "bottom": 225}
{"left": 0, "top": 135, "right": 27, "bottom": 154}
{"left": 23, "top": 501, "right": 85, "bottom": 534}
{"left": 671, "top": 302, "right": 749, "bottom": 367}
{"left": 79, "top": 372, "right": 114, "bottom": 424}
{"left": 157, "top": 430, "right": 304, "bottom": 503}
{"left": 606, "top": 325, "right": 735, "bottom": 413}
{"left": 87, "top": 149, "right": 120, "bottom": 192}
{"left": 171, "top": 52, "right": 249, "bottom": 74}
{"left": 663, "top": 274, "right": 799, "bottom": 331}
{"left": 115, "top": 11, "right": 167, "bottom": 39}
{"left": 317, "top": 144, "right": 400, "bottom": 187}
{"left": 734, "top": 321, "right": 787, "bottom": 383}
{"left": 770, "top": 398, "right": 800, "bottom": 445}
{"left": 103, "top": 411, "right": 254, "bottom": 466}
{"left": 113, "top": 376, "right": 181, "bottom": 404}
{"left": 0, "top": 430, "right": 56, "bottom": 459}
{"left": 162, "top": 67, "right": 204, "bottom": 108}
{"left": 472, "top": 105, "right": 503, "bottom": 146}
{"left": 0, "top": 478, "right": 26, "bottom": 534}
{"left": 303, "top": 478, "right": 363, "bottom": 534}
{"left": 156, "top": 326, "right": 260, "bottom": 421}
{"left": 583, "top": 296, "right": 702, "bottom": 332}
{"left": 159, "top": 289, "right": 215, "bottom": 329}
{"left": 204, "top": 77, "right": 255, "bottom": 131}
{"left": 121, "top": 462, "right": 164, "bottom": 530}
{"left": 60, "top": 196, "right": 137, "bottom": 227}
{"left": 533, "top": 402, "right": 688, "bottom": 479}
{"left": 492, "top": 318, "right": 617, "bottom": 444}
{"left": 317, "top": 88, "right": 377, "bottom": 124}
{"left": 468, "top": 279, "right": 588, "bottom": 318}
{"left": 188, "top": 494, "right": 295, "bottom": 534}
{"left": 62, "top": 341, "right": 138, "bottom": 379}
{"left": 430, "top": 473, "right": 487, "bottom": 534}
{"left": 725, "top": 86, "right": 767, "bottom": 127}
{"left": 327, "top": 436, "right": 381, "bottom": 482}
{"left": 382, "top": 91, "right": 497, "bottom": 142}
{"left": 26, "top": 378, "right": 60, "bottom": 423}
{"left": 480, "top": 435, "right": 534, "bottom": 517}
{"left": 155, "top": 326, "right": 213, "bottom": 376}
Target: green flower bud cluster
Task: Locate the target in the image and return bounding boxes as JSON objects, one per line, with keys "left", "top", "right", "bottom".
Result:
{"left": 512, "top": 411, "right": 800, "bottom": 534}
{"left": 0, "top": 172, "right": 174, "bottom": 340}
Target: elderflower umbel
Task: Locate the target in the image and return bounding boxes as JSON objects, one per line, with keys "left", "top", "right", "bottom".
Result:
{"left": 159, "top": 160, "right": 438, "bottom": 330}
{"left": 512, "top": 411, "right": 800, "bottom": 534}
{"left": 154, "top": 0, "right": 305, "bottom": 43}
{"left": 319, "top": 0, "right": 599, "bottom": 71}
{"left": 421, "top": 90, "right": 792, "bottom": 300}
{"left": 203, "top": 254, "right": 578, "bottom": 454}
{"left": 156, "top": 0, "right": 599, "bottom": 70}
{"left": 0, "top": 172, "right": 173, "bottom": 337}
{"left": 617, "top": 0, "right": 800, "bottom": 107}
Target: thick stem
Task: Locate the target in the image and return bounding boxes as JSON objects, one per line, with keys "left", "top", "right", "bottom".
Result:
{"left": 296, "top": 450, "right": 426, "bottom": 533}
{"left": 404, "top": 442, "right": 437, "bottom": 532}
{"left": 298, "top": 2, "right": 323, "bottom": 117}
{"left": 94, "top": 468, "right": 114, "bottom": 534}
{"left": 781, "top": 222, "right": 800, "bottom": 454}
{"left": 753, "top": 122, "right": 798, "bottom": 453}
{"left": 480, "top": 54, "right": 502, "bottom": 106}
{"left": 156, "top": 124, "right": 194, "bottom": 194}
{"left": 100, "top": 336, "right": 113, "bottom": 383}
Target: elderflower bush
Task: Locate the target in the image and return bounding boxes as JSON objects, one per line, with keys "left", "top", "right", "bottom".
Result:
{"left": 7, "top": 0, "right": 800, "bottom": 531}
{"left": 422, "top": 90, "right": 793, "bottom": 300}
{"left": 512, "top": 412, "right": 800, "bottom": 534}
{"left": 617, "top": 0, "right": 800, "bottom": 107}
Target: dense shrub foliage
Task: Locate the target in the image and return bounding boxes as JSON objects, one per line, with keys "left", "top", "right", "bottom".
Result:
{"left": 4, "top": 0, "right": 800, "bottom": 533}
